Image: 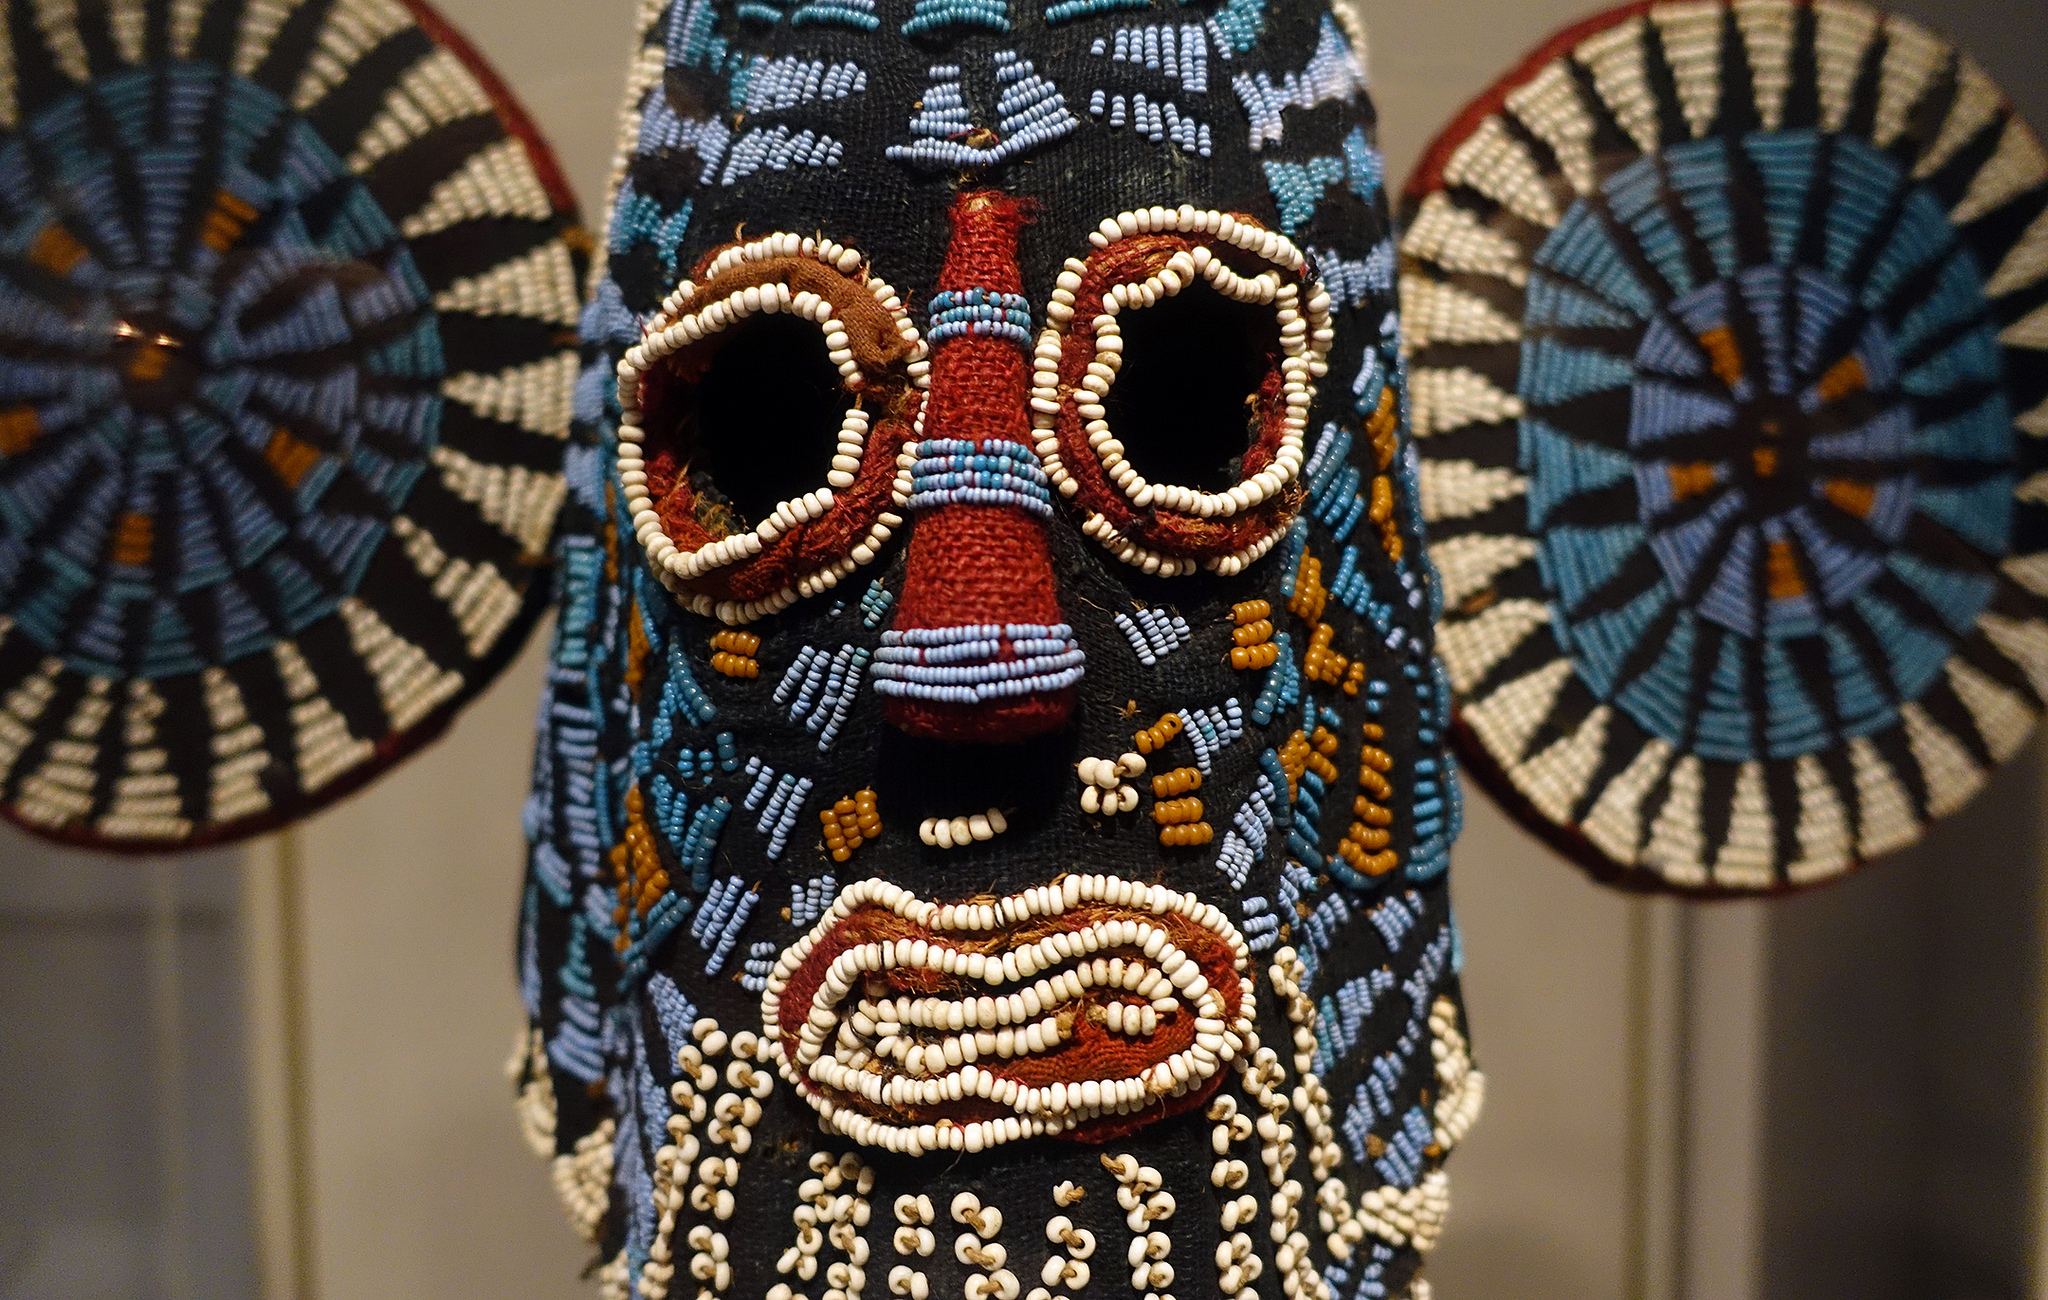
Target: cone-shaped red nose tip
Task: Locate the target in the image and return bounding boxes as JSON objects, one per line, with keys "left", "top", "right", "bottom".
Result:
{"left": 881, "top": 191, "right": 1080, "bottom": 743}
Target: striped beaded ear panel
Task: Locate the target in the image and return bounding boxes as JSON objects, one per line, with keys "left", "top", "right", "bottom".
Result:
{"left": 516, "top": 0, "right": 1477, "bottom": 1294}
{"left": 1402, "top": 0, "right": 2048, "bottom": 894}
{"left": 0, "top": 0, "right": 585, "bottom": 849}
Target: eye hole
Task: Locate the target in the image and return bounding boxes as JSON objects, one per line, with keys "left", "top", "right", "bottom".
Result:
{"left": 617, "top": 232, "right": 926, "bottom": 624}
{"left": 683, "top": 313, "right": 848, "bottom": 526}
{"left": 1102, "top": 279, "right": 1280, "bottom": 494}
{"left": 1030, "top": 208, "right": 1326, "bottom": 577}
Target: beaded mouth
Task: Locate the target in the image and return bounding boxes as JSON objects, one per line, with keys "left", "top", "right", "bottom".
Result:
{"left": 1030, "top": 206, "right": 1329, "bottom": 576}
{"left": 618, "top": 233, "right": 928, "bottom": 625}
{"left": 762, "top": 875, "right": 1254, "bottom": 1155}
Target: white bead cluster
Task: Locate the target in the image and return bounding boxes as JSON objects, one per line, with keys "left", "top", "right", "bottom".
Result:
{"left": 509, "top": 1026, "right": 557, "bottom": 1158}
{"left": 642, "top": 1019, "right": 774, "bottom": 1300}
{"left": 1499, "top": 62, "right": 1599, "bottom": 196}
{"left": 1038, "top": 1203, "right": 1096, "bottom": 1295}
{"left": 1413, "top": 458, "right": 1527, "bottom": 525}
{"left": 1398, "top": 276, "right": 1520, "bottom": 351}
{"left": 918, "top": 807, "right": 1009, "bottom": 847}
{"left": 1076, "top": 752, "right": 1146, "bottom": 814}
{"left": 94, "top": 679, "right": 191, "bottom": 841}
{"left": 1235, "top": 1045, "right": 1319, "bottom": 1300}
{"left": 952, "top": 1192, "right": 1019, "bottom": 1300}
{"left": 1397, "top": 194, "right": 1529, "bottom": 289}
{"left": 1103, "top": 1153, "right": 1176, "bottom": 1300}
{"left": 400, "top": 136, "right": 560, "bottom": 239}
{"left": 274, "top": 639, "right": 374, "bottom": 794}
{"left": 1428, "top": 998, "right": 1484, "bottom": 1154}
{"left": 443, "top": 349, "right": 580, "bottom": 436}
{"left": 762, "top": 875, "right": 1254, "bottom": 1155}
{"left": 1403, "top": 364, "right": 1524, "bottom": 438}
{"left": 769, "top": 1150, "right": 875, "bottom": 1300}
{"left": 1270, "top": 952, "right": 1367, "bottom": 1263}
{"left": 889, "top": 1194, "right": 938, "bottom": 1300}
{"left": 337, "top": 595, "right": 464, "bottom": 732}
{"left": 551, "top": 1116, "right": 616, "bottom": 1244}
{"left": 13, "top": 674, "right": 109, "bottom": 829}
{"left": 1438, "top": 116, "right": 1560, "bottom": 230}
{"left": 1028, "top": 207, "right": 1328, "bottom": 577}
{"left": 196, "top": 664, "right": 268, "bottom": 823}
{"left": 1206, "top": 1094, "right": 1263, "bottom": 1299}
{"left": 1436, "top": 598, "right": 1550, "bottom": 695}
{"left": 391, "top": 512, "right": 523, "bottom": 658}
{"left": 616, "top": 232, "right": 926, "bottom": 625}
{"left": 345, "top": 47, "right": 495, "bottom": 173}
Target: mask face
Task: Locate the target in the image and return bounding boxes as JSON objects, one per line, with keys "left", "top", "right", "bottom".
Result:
{"left": 517, "top": 1, "right": 1479, "bottom": 1296}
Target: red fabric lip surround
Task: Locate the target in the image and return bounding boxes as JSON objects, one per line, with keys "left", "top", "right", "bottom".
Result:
{"left": 762, "top": 874, "right": 1256, "bottom": 1155}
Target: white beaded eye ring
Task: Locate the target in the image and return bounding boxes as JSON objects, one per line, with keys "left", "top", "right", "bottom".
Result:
{"left": 616, "top": 232, "right": 929, "bottom": 625}
{"left": 1029, "top": 205, "right": 1331, "bottom": 577}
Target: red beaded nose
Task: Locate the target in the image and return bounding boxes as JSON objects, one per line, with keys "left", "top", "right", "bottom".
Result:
{"left": 876, "top": 191, "right": 1081, "bottom": 743}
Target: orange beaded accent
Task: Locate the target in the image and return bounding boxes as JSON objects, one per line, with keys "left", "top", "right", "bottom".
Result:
{"left": 1340, "top": 720, "right": 1399, "bottom": 877}
{"left": 1134, "top": 712, "right": 1184, "bottom": 754}
{"left": 1287, "top": 550, "right": 1327, "bottom": 624}
{"left": 1152, "top": 796, "right": 1204, "bottom": 824}
{"left": 1302, "top": 623, "right": 1352, "bottom": 686}
{"left": 609, "top": 784, "right": 669, "bottom": 950}
{"left": 710, "top": 629, "right": 761, "bottom": 678}
{"left": 1364, "top": 386, "right": 1404, "bottom": 562}
{"left": 1151, "top": 766, "right": 1203, "bottom": 797}
{"left": 1231, "top": 619, "right": 1274, "bottom": 647}
{"left": 1229, "top": 599, "right": 1276, "bottom": 671}
{"left": 1230, "top": 641, "right": 1281, "bottom": 670}
{"left": 821, "top": 789, "right": 882, "bottom": 863}
{"left": 1158, "top": 821, "right": 1214, "bottom": 847}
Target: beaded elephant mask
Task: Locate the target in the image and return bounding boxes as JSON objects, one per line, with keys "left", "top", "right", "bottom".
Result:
{"left": 516, "top": 0, "right": 1479, "bottom": 1296}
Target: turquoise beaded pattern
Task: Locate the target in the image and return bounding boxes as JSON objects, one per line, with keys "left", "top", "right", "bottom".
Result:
{"left": 0, "top": 0, "right": 582, "bottom": 848}
{"left": 925, "top": 289, "right": 1035, "bottom": 349}
{"left": 905, "top": 438, "right": 1055, "bottom": 518}
{"left": 1402, "top": 0, "right": 2048, "bottom": 891}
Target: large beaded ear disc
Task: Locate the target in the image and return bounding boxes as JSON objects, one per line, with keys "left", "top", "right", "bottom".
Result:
{"left": 1403, "top": 0, "right": 2048, "bottom": 893}
{"left": 0, "top": 0, "right": 585, "bottom": 848}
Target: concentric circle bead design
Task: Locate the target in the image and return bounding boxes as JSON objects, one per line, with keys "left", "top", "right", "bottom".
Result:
{"left": 0, "top": 0, "right": 584, "bottom": 848}
{"left": 1, "top": 66, "right": 434, "bottom": 672}
{"left": 1402, "top": 0, "right": 2048, "bottom": 891}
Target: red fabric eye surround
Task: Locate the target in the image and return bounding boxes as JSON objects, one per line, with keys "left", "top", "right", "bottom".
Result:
{"left": 1041, "top": 225, "right": 1318, "bottom": 570}
{"left": 621, "top": 238, "right": 923, "bottom": 621}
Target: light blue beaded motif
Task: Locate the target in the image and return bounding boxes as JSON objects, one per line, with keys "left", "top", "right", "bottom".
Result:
{"left": 871, "top": 623, "right": 1086, "bottom": 704}
{"left": 905, "top": 439, "right": 1055, "bottom": 518}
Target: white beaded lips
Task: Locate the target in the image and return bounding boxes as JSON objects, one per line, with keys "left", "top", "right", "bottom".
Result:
{"left": 762, "top": 874, "right": 1256, "bottom": 1155}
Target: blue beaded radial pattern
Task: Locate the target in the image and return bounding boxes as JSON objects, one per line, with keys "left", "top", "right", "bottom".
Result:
{"left": 0, "top": 0, "right": 584, "bottom": 847}
{"left": 1401, "top": 0, "right": 2048, "bottom": 891}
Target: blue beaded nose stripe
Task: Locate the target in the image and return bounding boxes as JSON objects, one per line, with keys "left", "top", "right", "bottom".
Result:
{"left": 926, "top": 288, "right": 1034, "bottom": 349}
{"left": 872, "top": 623, "right": 1087, "bottom": 703}
{"left": 905, "top": 438, "right": 1055, "bottom": 517}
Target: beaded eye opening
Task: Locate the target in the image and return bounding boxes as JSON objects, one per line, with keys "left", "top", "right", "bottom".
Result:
{"left": 1030, "top": 206, "right": 1331, "bottom": 576}
{"left": 618, "top": 234, "right": 929, "bottom": 624}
